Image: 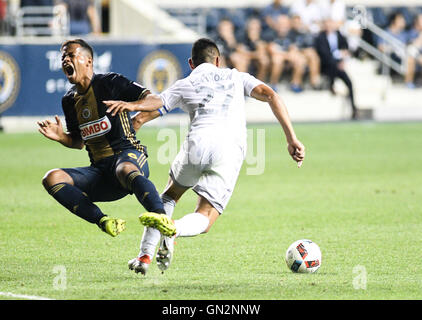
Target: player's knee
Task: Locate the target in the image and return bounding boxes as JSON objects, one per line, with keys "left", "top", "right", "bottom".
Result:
{"left": 42, "top": 169, "right": 72, "bottom": 190}
{"left": 115, "top": 161, "right": 141, "bottom": 190}
{"left": 115, "top": 162, "right": 138, "bottom": 182}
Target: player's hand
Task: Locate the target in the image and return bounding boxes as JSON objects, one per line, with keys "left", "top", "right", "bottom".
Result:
{"left": 104, "top": 100, "right": 137, "bottom": 116}
{"left": 37, "top": 115, "right": 64, "bottom": 142}
{"left": 287, "top": 139, "right": 305, "bottom": 168}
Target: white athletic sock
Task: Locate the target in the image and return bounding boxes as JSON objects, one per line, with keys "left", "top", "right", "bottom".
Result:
{"left": 138, "top": 194, "right": 176, "bottom": 258}
{"left": 174, "top": 212, "right": 209, "bottom": 237}
{"left": 161, "top": 194, "right": 176, "bottom": 218}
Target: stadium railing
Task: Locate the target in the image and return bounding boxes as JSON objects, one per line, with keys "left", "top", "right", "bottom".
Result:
{"left": 350, "top": 9, "right": 408, "bottom": 76}
{"left": 15, "top": 5, "right": 69, "bottom": 37}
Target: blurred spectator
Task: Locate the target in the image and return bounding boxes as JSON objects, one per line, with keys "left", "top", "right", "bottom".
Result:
{"left": 315, "top": 18, "right": 358, "bottom": 120}
{"left": 101, "top": 0, "right": 109, "bottom": 33}
{"left": 267, "top": 15, "right": 307, "bottom": 92}
{"left": 290, "top": 0, "right": 324, "bottom": 34}
{"left": 378, "top": 12, "right": 409, "bottom": 48}
{"left": 55, "top": 0, "right": 101, "bottom": 35}
{"left": 239, "top": 17, "right": 270, "bottom": 81}
{"left": 378, "top": 12, "right": 415, "bottom": 88}
{"left": 0, "top": 0, "right": 6, "bottom": 34}
{"left": 408, "top": 13, "right": 422, "bottom": 43}
{"left": 406, "top": 13, "right": 422, "bottom": 87}
{"left": 288, "top": 14, "right": 321, "bottom": 89}
{"left": 214, "top": 18, "right": 249, "bottom": 72}
{"left": 261, "top": 0, "right": 289, "bottom": 32}
{"left": 20, "top": 0, "right": 54, "bottom": 6}
{"left": 320, "top": 0, "right": 346, "bottom": 28}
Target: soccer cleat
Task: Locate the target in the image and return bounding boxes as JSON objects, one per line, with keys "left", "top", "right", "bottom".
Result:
{"left": 128, "top": 255, "right": 151, "bottom": 275}
{"left": 156, "top": 235, "right": 175, "bottom": 272}
{"left": 99, "top": 216, "right": 126, "bottom": 237}
{"left": 139, "top": 212, "right": 176, "bottom": 237}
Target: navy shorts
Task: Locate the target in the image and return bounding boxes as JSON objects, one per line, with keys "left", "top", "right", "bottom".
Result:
{"left": 62, "top": 149, "right": 149, "bottom": 202}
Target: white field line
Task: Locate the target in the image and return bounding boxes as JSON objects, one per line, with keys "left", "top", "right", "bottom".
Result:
{"left": 0, "top": 291, "right": 55, "bottom": 300}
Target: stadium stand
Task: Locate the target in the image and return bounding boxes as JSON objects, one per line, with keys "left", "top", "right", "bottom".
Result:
{"left": 155, "top": 0, "right": 422, "bottom": 121}
{"left": 1, "top": 0, "right": 422, "bottom": 133}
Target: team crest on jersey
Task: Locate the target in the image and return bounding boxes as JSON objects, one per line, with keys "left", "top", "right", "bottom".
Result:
{"left": 137, "top": 50, "right": 181, "bottom": 93}
{"left": 0, "top": 51, "right": 21, "bottom": 113}
{"left": 79, "top": 116, "right": 111, "bottom": 141}
{"left": 82, "top": 108, "right": 91, "bottom": 119}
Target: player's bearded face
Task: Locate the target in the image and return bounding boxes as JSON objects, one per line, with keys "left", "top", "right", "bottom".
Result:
{"left": 61, "top": 45, "right": 91, "bottom": 84}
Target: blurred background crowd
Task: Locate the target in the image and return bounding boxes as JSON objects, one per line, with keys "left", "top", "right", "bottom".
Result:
{"left": 1, "top": 0, "right": 421, "bottom": 98}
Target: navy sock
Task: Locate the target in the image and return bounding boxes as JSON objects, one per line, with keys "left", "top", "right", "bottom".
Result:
{"left": 126, "top": 171, "right": 165, "bottom": 214}
{"left": 48, "top": 183, "right": 105, "bottom": 224}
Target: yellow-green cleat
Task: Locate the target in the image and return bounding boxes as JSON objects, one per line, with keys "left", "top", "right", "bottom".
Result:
{"left": 99, "top": 216, "right": 126, "bottom": 237}
{"left": 139, "top": 212, "right": 176, "bottom": 237}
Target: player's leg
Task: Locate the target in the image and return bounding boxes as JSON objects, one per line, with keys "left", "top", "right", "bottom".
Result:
{"left": 115, "top": 160, "right": 165, "bottom": 214}
{"left": 114, "top": 150, "right": 172, "bottom": 274}
{"left": 41, "top": 168, "right": 125, "bottom": 237}
{"left": 138, "top": 140, "right": 205, "bottom": 272}
{"left": 133, "top": 177, "right": 190, "bottom": 273}
{"left": 153, "top": 194, "right": 220, "bottom": 272}
{"left": 173, "top": 195, "right": 219, "bottom": 236}
{"left": 139, "top": 176, "right": 189, "bottom": 253}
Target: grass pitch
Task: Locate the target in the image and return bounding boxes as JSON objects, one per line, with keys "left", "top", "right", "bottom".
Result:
{"left": 0, "top": 122, "right": 421, "bottom": 300}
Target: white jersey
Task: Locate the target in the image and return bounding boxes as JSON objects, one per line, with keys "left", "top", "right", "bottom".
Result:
{"left": 159, "top": 63, "right": 264, "bottom": 149}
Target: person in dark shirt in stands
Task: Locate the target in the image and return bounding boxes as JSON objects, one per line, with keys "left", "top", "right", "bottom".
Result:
{"left": 239, "top": 16, "right": 270, "bottom": 81}
{"left": 315, "top": 18, "right": 358, "bottom": 119}
{"left": 267, "top": 15, "right": 307, "bottom": 92}
{"left": 288, "top": 14, "right": 321, "bottom": 89}
{"left": 377, "top": 12, "right": 416, "bottom": 88}
{"left": 214, "top": 17, "right": 250, "bottom": 72}
{"left": 405, "top": 13, "right": 422, "bottom": 88}
{"left": 261, "top": 0, "right": 289, "bottom": 32}
{"left": 56, "top": 0, "right": 101, "bottom": 35}
{"left": 20, "top": 0, "right": 53, "bottom": 6}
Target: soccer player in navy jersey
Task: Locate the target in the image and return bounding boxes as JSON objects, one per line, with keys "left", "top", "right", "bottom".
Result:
{"left": 38, "top": 39, "right": 174, "bottom": 244}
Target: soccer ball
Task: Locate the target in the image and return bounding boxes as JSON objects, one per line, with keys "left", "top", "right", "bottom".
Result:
{"left": 285, "top": 239, "right": 321, "bottom": 273}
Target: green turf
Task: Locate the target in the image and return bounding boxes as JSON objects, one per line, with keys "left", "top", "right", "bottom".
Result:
{"left": 0, "top": 122, "right": 421, "bottom": 300}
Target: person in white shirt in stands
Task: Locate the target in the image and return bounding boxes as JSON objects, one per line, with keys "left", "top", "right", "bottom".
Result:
{"left": 104, "top": 38, "right": 305, "bottom": 275}
{"left": 290, "top": 0, "right": 324, "bottom": 34}
{"left": 320, "top": 0, "right": 346, "bottom": 29}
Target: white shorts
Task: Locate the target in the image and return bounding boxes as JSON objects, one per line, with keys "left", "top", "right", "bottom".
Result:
{"left": 170, "top": 134, "right": 245, "bottom": 214}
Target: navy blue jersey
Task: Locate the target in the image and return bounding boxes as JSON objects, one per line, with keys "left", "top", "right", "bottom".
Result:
{"left": 62, "top": 73, "right": 149, "bottom": 164}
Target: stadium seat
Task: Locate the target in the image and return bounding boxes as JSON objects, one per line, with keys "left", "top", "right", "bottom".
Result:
{"left": 370, "top": 7, "right": 389, "bottom": 28}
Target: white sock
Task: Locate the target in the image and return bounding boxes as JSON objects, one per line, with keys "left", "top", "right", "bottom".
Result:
{"left": 174, "top": 212, "right": 209, "bottom": 237}
{"left": 161, "top": 194, "right": 176, "bottom": 218}
{"left": 138, "top": 194, "right": 176, "bottom": 258}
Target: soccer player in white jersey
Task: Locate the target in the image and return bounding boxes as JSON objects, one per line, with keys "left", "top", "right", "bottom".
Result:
{"left": 104, "top": 38, "right": 305, "bottom": 274}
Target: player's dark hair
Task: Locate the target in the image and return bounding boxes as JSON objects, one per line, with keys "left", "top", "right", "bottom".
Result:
{"left": 191, "top": 38, "right": 220, "bottom": 67}
{"left": 61, "top": 39, "right": 94, "bottom": 59}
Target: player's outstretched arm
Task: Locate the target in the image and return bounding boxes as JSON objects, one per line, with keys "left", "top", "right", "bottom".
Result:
{"left": 131, "top": 110, "right": 161, "bottom": 132}
{"left": 37, "top": 115, "right": 84, "bottom": 149}
{"left": 104, "top": 93, "right": 164, "bottom": 116}
{"left": 250, "top": 84, "right": 305, "bottom": 167}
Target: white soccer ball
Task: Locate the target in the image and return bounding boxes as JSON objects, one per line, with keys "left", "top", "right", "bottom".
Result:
{"left": 285, "top": 239, "right": 322, "bottom": 273}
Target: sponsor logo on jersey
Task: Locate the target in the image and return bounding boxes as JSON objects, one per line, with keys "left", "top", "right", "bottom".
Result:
{"left": 137, "top": 50, "right": 181, "bottom": 93}
{"left": 79, "top": 116, "right": 111, "bottom": 141}
{"left": 0, "top": 51, "right": 21, "bottom": 113}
